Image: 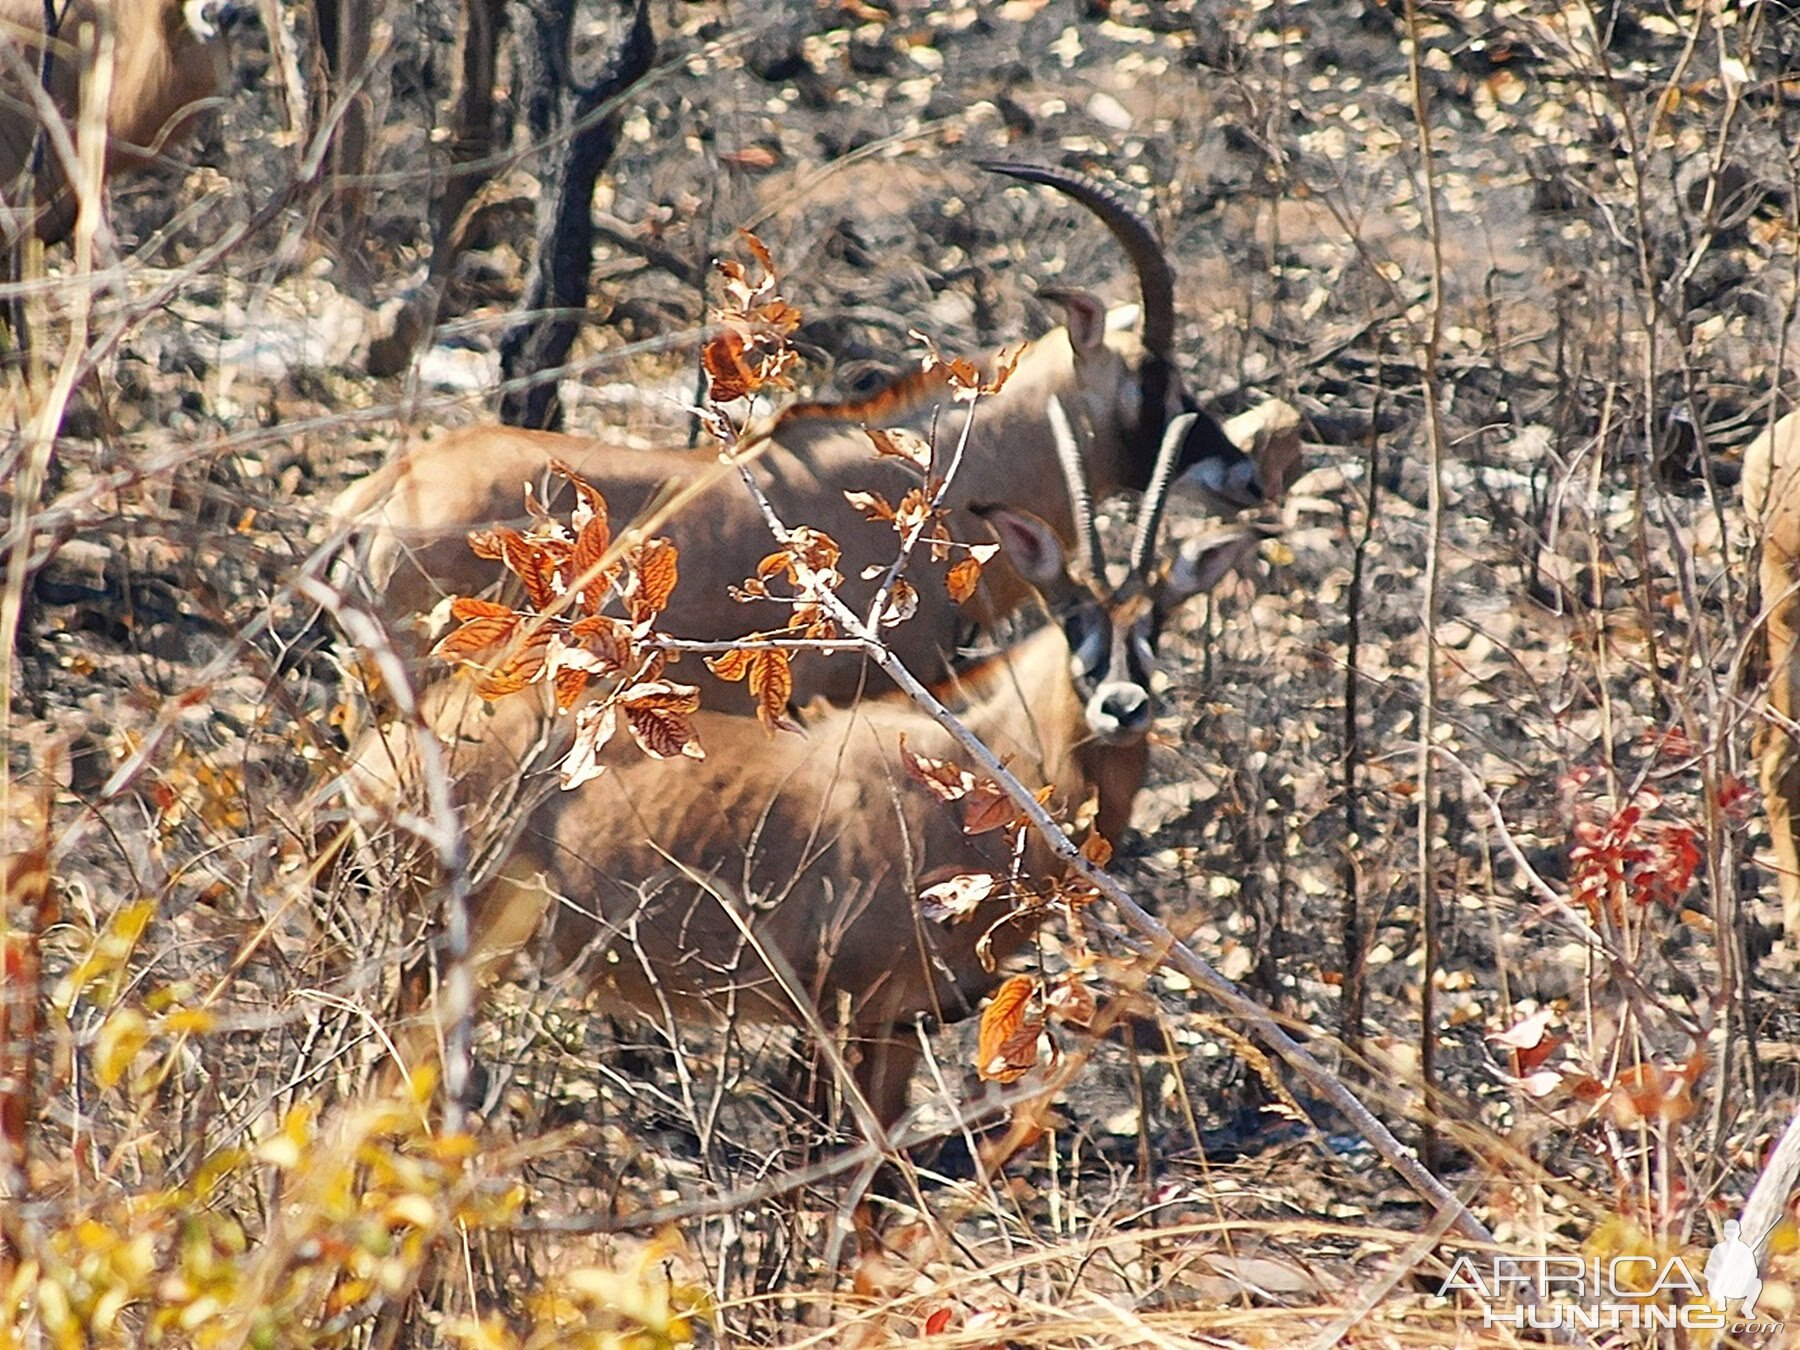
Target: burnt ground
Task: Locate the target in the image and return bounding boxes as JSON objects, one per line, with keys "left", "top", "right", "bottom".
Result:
{"left": 8, "top": 0, "right": 1800, "bottom": 1344}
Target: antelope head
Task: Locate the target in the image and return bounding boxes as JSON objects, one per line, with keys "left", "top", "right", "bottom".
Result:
{"left": 976, "top": 395, "right": 1273, "bottom": 839}
{"left": 978, "top": 161, "right": 1265, "bottom": 516}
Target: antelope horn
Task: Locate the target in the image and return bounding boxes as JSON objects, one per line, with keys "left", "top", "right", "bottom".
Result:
{"left": 977, "top": 160, "right": 1176, "bottom": 359}
{"left": 1128, "top": 411, "right": 1197, "bottom": 576}
{"left": 1045, "top": 395, "right": 1103, "bottom": 579}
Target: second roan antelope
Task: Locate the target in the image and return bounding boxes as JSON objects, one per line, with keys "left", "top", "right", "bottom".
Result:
{"left": 329, "top": 162, "right": 1265, "bottom": 706}
{"left": 0, "top": 0, "right": 235, "bottom": 244}
{"left": 349, "top": 398, "right": 1274, "bottom": 1135}
{"left": 1743, "top": 408, "right": 1800, "bottom": 942}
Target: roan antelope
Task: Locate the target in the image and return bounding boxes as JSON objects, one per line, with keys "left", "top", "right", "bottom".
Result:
{"left": 1742, "top": 408, "right": 1800, "bottom": 941}
{"left": 328, "top": 162, "right": 1265, "bottom": 706}
{"left": 347, "top": 397, "right": 1275, "bottom": 1136}
{"left": 0, "top": 0, "right": 234, "bottom": 245}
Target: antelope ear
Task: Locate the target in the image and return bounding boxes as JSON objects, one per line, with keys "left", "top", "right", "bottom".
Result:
{"left": 974, "top": 504, "right": 1068, "bottom": 588}
{"left": 1161, "top": 524, "right": 1273, "bottom": 608}
{"left": 1037, "top": 287, "right": 1109, "bottom": 356}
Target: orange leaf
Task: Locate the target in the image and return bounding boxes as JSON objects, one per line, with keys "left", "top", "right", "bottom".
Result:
{"left": 431, "top": 615, "right": 519, "bottom": 663}
{"left": 449, "top": 597, "right": 514, "bottom": 621}
{"left": 552, "top": 665, "right": 590, "bottom": 712}
{"left": 569, "top": 512, "right": 613, "bottom": 610}
{"left": 1080, "top": 832, "right": 1113, "bottom": 868}
{"left": 626, "top": 538, "right": 679, "bottom": 622}
{"left": 977, "top": 976, "right": 1039, "bottom": 1083}
{"left": 473, "top": 634, "right": 549, "bottom": 699}
{"left": 706, "top": 648, "right": 754, "bottom": 682}
{"left": 703, "top": 329, "right": 757, "bottom": 403}
{"left": 565, "top": 615, "right": 632, "bottom": 673}
{"left": 749, "top": 649, "right": 795, "bottom": 733}
{"left": 946, "top": 557, "right": 983, "bottom": 604}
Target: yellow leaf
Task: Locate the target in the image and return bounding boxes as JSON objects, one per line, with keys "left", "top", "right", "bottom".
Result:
{"left": 93, "top": 1007, "right": 150, "bottom": 1088}
{"left": 161, "top": 1007, "right": 217, "bottom": 1036}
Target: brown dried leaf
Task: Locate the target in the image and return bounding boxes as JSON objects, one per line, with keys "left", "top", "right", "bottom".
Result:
{"left": 919, "top": 871, "right": 999, "bottom": 923}
{"left": 706, "top": 648, "right": 754, "bottom": 682}
{"left": 1045, "top": 973, "right": 1097, "bottom": 1028}
{"left": 626, "top": 538, "right": 679, "bottom": 623}
{"left": 1080, "top": 833, "right": 1114, "bottom": 868}
{"left": 879, "top": 579, "right": 918, "bottom": 629}
{"left": 468, "top": 528, "right": 508, "bottom": 560}
{"left": 962, "top": 779, "right": 1016, "bottom": 835}
{"left": 566, "top": 615, "right": 632, "bottom": 672}
{"left": 738, "top": 228, "right": 777, "bottom": 277}
{"left": 977, "top": 976, "right": 1039, "bottom": 1083}
{"left": 473, "top": 641, "right": 548, "bottom": 699}
{"left": 450, "top": 597, "right": 515, "bottom": 622}
{"left": 431, "top": 614, "right": 520, "bottom": 664}
{"left": 866, "top": 426, "right": 932, "bottom": 474}
{"left": 621, "top": 680, "right": 705, "bottom": 761}
{"left": 788, "top": 527, "right": 842, "bottom": 576}
{"left": 900, "top": 737, "right": 973, "bottom": 802}
{"left": 893, "top": 488, "right": 933, "bottom": 535}
{"left": 620, "top": 679, "right": 701, "bottom": 714}
{"left": 843, "top": 489, "right": 896, "bottom": 521}
{"left": 560, "top": 701, "right": 619, "bottom": 789}
{"left": 703, "top": 329, "right": 757, "bottom": 403}
{"left": 749, "top": 649, "right": 795, "bottom": 733}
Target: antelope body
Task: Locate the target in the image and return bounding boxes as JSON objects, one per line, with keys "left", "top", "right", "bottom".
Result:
{"left": 0, "top": 0, "right": 231, "bottom": 243}
{"left": 329, "top": 163, "right": 1264, "bottom": 707}
{"left": 1743, "top": 409, "right": 1800, "bottom": 941}
{"left": 348, "top": 402, "right": 1272, "bottom": 1133}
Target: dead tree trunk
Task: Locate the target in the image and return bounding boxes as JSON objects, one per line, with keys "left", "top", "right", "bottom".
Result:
{"left": 313, "top": 0, "right": 375, "bottom": 238}
{"left": 364, "top": 0, "right": 508, "bottom": 376}
{"left": 497, "top": 0, "right": 653, "bottom": 430}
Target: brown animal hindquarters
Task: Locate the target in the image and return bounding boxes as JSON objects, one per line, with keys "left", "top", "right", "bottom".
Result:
{"left": 0, "top": 0, "right": 229, "bottom": 244}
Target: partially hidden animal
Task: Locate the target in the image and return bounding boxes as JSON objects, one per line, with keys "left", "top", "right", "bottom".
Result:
{"left": 1742, "top": 408, "right": 1800, "bottom": 941}
{"left": 0, "top": 0, "right": 233, "bottom": 244}
{"left": 328, "top": 162, "right": 1265, "bottom": 707}
{"left": 346, "top": 396, "right": 1276, "bottom": 1135}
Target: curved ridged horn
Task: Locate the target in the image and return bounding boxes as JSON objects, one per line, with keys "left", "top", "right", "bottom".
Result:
{"left": 1128, "top": 411, "right": 1197, "bottom": 577}
{"left": 977, "top": 160, "right": 1176, "bottom": 359}
{"left": 1045, "top": 395, "right": 1103, "bottom": 578}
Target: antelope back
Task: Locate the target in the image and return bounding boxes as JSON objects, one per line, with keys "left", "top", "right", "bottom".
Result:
{"left": 329, "top": 165, "right": 1265, "bottom": 705}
